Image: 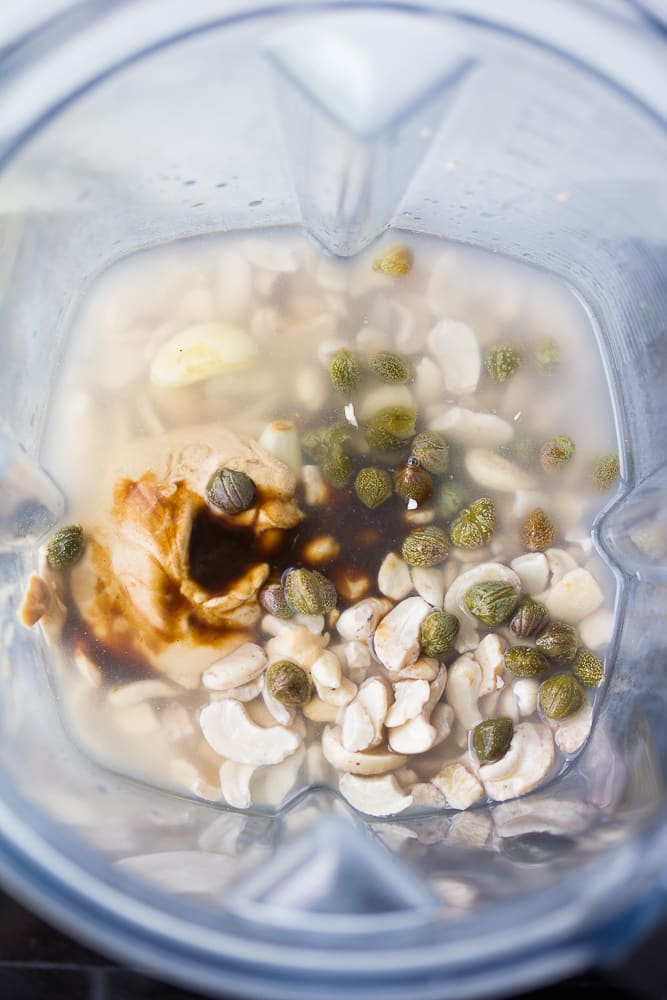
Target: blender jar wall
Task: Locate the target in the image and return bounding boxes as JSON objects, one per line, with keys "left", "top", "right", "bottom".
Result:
{"left": 0, "top": 3, "right": 666, "bottom": 998}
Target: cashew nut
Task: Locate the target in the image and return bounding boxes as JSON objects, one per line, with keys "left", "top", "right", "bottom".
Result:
{"left": 373, "top": 596, "right": 431, "bottom": 672}
{"left": 544, "top": 569, "right": 604, "bottom": 623}
{"left": 427, "top": 319, "right": 481, "bottom": 396}
{"left": 388, "top": 714, "right": 437, "bottom": 755}
{"left": 321, "top": 726, "right": 407, "bottom": 775}
{"left": 218, "top": 760, "right": 256, "bottom": 809}
{"left": 545, "top": 547, "right": 579, "bottom": 585}
{"left": 432, "top": 763, "right": 484, "bottom": 810}
{"left": 480, "top": 722, "right": 555, "bottom": 801}
{"left": 445, "top": 655, "right": 482, "bottom": 745}
{"left": 513, "top": 678, "right": 539, "bottom": 717}
{"left": 200, "top": 700, "right": 301, "bottom": 766}
{"left": 341, "top": 677, "right": 390, "bottom": 752}
{"left": 510, "top": 553, "right": 549, "bottom": 595}
{"left": 377, "top": 552, "right": 413, "bottom": 601}
{"left": 473, "top": 633, "right": 506, "bottom": 696}
{"left": 394, "top": 656, "right": 439, "bottom": 682}
{"left": 336, "top": 598, "right": 391, "bottom": 641}
{"left": 552, "top": 700, "right": 593, "bottom": 754}
{"left": 338, "top": 773, "right": 413, "bottom": 817}
{"left": 465, "top": 449, "right": 536, "bottom": 492}
{"left": 202, "top": 642, "right": 267, "bottom": 691}
{"left": 385, "top": 680, "right": 430, "bottom": 728}
{"left": 429, "top": 405, "right": 513, "bottom": 447}
{"left": 410, "top": 566, "right": 445, "bottom": 607}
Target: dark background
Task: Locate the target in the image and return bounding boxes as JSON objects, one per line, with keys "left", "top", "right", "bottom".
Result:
{"left": 1, "top": 888, "right": 664, "bottom": 1000}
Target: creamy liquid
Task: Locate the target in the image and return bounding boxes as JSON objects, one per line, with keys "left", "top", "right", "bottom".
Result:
{"left": 39, "top": 227, "right": 619, "bottom": 813}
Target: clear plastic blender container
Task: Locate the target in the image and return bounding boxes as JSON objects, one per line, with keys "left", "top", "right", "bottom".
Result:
{"left": 0, "top": 1, "right": 666, "bottom": 997}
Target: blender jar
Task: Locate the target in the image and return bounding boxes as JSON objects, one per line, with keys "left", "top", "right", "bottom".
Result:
{"left": 0, "top": 1, "right": 666, "bottom": 997}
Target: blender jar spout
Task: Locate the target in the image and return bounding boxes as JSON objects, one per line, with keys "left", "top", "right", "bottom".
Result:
{"left": 596, "top": 465, "right": 667, "bottom": 583}
{"left": 0, "top": 422, "right": 63, "bottom": 548}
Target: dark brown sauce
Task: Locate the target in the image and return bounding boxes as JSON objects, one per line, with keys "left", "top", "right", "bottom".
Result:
{"left": 62, "top": 464, "right": 419, "bottom": 687}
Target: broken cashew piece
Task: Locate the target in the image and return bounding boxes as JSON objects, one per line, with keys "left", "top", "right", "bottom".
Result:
{"left": 341, "top": 677, "right": 390, "bottom": 752}
{"left": 374, "top": 596, "right": 431, "bottom": 672}
{"left": 336, "top": 598, "right": 391, "bottom": 641}
{"left": 446, "top": 655, "right": 482, "bottom": 745}
{"left": 339, "top": 773, "right": 413, "bottom": 817}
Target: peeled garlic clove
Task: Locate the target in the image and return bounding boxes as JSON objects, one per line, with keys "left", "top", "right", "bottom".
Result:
{"left": 150, "top": 322, "right": 259, "bottom": 387}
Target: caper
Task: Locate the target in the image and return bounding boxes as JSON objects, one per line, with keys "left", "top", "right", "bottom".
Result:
{"left": 401, "top": 525, "right": 450, "bottom": 567}
{"left": 512, "top": 433, "right": 540, "bottom": 468}
{"left": 394, "top": 463, "right": 433, "bottom": 505}
{"left": 538, "top": 673, "right": 584, "bottom": 720}
{"left": 206, "top": 467, "right": 257, "bottom": 514}
{"left": 265, "top": 660, "right": 312, "bottom": 707}
{"left": 323, "top": 446, "right": 352, "bottom": 489}
{"left": 510, "top": 598, "right": 549, "bottom": 639}
{"left": 504, "top": 646, "right": 550, "bottom": 678}
{"left": 450, "top": 497, "right": 496, "bottom": 549}
{"left": 372, "top": 243, "right": 413, "bottom": 276}
{"left": 46, "top": 524, "right": 85, "bottom": 569}
{"left": 354, "top": 467, "right": 392, "bottom": 509}
{"left": 539, "top": 435, "right": 574, "bottom": 472}
{"left": 473, "top": 717, "right": 514, "bottom": 762}
{"left": 365, "top": 406, "right": 417, "bottom": 451}
{"left": 258, "top": 583, "right": 293, "bottom": 619}
{"left": 533, "top": 337, "right": 560, "bottom": 375}
{"left": 573, "top": 648, "right": 604, "bottom": 688}
{"left": 437, "top": 484, "right": 467, "bottom": 520}
{"left": 329, "top": 348, "right": 362, "bottom": 396}
{"left": 283, "top": 568, "right": 337, "bottom": 615}
{"left": 464, "top": 581, "right": 520, "bottom": 627}
{"left": 420, "top": 611, "right": 459, "bottom": 657}
{"left": 520, "top": 508, "right": 557, "bottom": 552}
{"left": 535, "top": 621, "right": 578, "bottom": 665}
{"left": 591, "top": 452, "right": 620, "bottom": 491}
{"left": 486, "top": 344, "right": 522, "bottom": 382}
{"left": 410, "top": 431, "right": 449, "bottom": 474}
{"left": 302, "top": 423, "right": 351, "bottom": 464}
{"left": 369, "top": 351, "right": 410, "bottom": 384}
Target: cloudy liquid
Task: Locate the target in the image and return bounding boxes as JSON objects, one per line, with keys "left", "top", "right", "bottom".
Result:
{"left": 39, "top": 227, "right": 619, "bottom": 813}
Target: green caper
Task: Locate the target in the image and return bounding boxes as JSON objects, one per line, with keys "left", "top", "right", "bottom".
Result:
{"left": 46, "top": 524, "right": 85, "bottom": 570}
{"left": 365, "top": 406, "right": 417, "bottom": 451}
{"left": 410, "top": 431, "right": 449, "bottom": 474}
{"left": 322, "top": 446, "right": 352, "bottom": 489}
{"left": 302, "top": 423, "right": 351, "bottom": 464}
{"left": 486, "top": 344, "right": 522, "bottom": 382}
{"left": 512, "top": 433, "right": 540, "bottom": 468}
{"left": 394, "top": 463, "right": 433, "bottom": 505}
{"left": 354, "top": 467, "right": 392, "bottom": 509}
{"left": 520, "top": 508, "right": 557, "bottom": 552}
{"left": 420, "top": 611, "right": 459, "bottom": 657}
{"left": 472, "top": 717, "right": 514, "bottom": 762}
{"left": 535, "top": 621, "right": 578, "bottom": 665}
{"left": 573, "top": 648, "right": 604, "bottom": 688}
{"left": 283, "top": 568, "right": 337, "bottom": 615}
{"left": 372, "top": 243, "right": 413, "bottom": 276}
{"left": 450, "top": 497, "right": 496, "bottom": 549}
{"left": 436, "top": 484, "right": 467, "bottom": 520}
{"left": 329, "top": 348, "right": 361, "bottom": 395}
{"left": 206, "top": 467, "right": 256, "bottom": 514}
{"left": 538, "top": 673, "right": 584, "bottom": 719}
{"left": 539, "top": 435, "right": 575, "bottom": 472}
{"left": 258, "top": 583, "right": 293, "bottom": 619}
{"left": 265, "top": 660, "right": 312, "bottom": 707}
{"left": 401, "top": 525, "right": 450, "bottom": 567}
{"left": 533, "top": 337, "right": 560, "bottom": 375}
{"left": 510, "top": 598, "right": 549, "bottom": 639}
{"left": 464, "top": 582, "right": 520, "bottom": 627}
{"left": 591, "top": 452, "right": 620, "bottom": 491}
{"left": 504, "top": 646, "right": 550, "bottom": 678}
{"left": 369, "top": 351, "right": 410, "bottom": 384}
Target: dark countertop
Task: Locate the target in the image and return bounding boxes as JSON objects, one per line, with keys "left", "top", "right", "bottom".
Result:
{"left": 1, "top": 888, "right": 663, "bottom": 1000}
